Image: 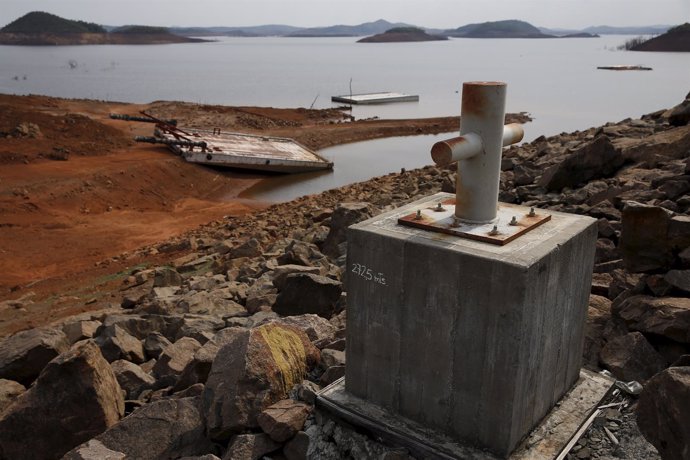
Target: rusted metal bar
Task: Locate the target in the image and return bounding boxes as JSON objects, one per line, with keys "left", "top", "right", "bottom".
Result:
{"left": 135, "top": 136, "right": 207, "bottom": 149}
{"left": 430, "top": 123, "right": 524, "bottom": 166}
{"left": 431, "top": 81, "right": 523, "bottom": 223}
{"left": 109, "top": 113, "right": 177, "bottom": 125}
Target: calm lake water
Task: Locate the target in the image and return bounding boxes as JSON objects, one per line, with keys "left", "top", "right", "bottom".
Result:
{"left": 1, "top": 35, "right": 688, "bottom": 201}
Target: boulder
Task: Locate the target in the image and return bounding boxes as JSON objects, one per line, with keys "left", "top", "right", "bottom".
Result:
{"left": 62, "top": 439, "right": 126, "bottom": 460}
{"left": 143, "top": 332, "right": 172, "bottom": 360}
{"left": 273, "top": 273, "right": 342, "bottom": 319}
{"left": 227, "top": 238, "right": 263, "bottom": 259}
{"left": 0, "top": 327, "right": 70, "bottom": 385}
{"left": 203, "top": 323, "right": 319, "bottom": 441}
{"left": 0, "top": 379, "right": 25, "bottom": 415}
{"left": 637, "top": 367, "right": 690, "bottom": 460}
{"left": 321, "top": 349, "right": 346, "bottom": 369}
{"left": 152, "top": 337, "right": 202, "bottom": 385}
{"left": 273, "top": 314, "right": 337, "bottom": 344}
{"left": 110, "top": 360, "right": 156, "bottom": 400}
{"left": 62, "top": 320, "right": 101, "bottom": 344}
{"left": 539, "top": 136, "right": 623, "bottom": 191}
{"left": 665, "top": 269, "right": 690, "bottom": 293}
{"left": 178, "top": 291, "right": 247, "bottom": 317}
{"left": 257, "top": 399, "right": 312, "bottom": 443}
{"left": 665, "top": 96, "right": 690, "bottom": 126}
{"left": 320, "top": 365, "right": 346, "bottom": 386}
{"left": 272, "top": 265, "right": 321, "bottom": 290}
{"left": 95, "top": 324, "right": 146, "bottom": 364}
{"left": 99, "top": 314, "right": 177, "bottom": 341}
{"left": 174, "top": 327, "right": 245, "bottom": 392}
{"left": 284, "top": 431, "right": 311, "bottom": 460}
{"left": 600, "top": 332, "right": 666, "bottom": 382}
{"left": 65, "top": 397, "right": 212, "bottom": 460}
{"left": 614, "top": 295, "right": 690, "bottom": 343}
{"left": 175, "top": 315, "right": 226, "bottom": 343}
{"left": 153, "top": 266, "right": 183, "bottom": 287}
{"left": 278, "top": 240, "right": 327, "bottom": 267}
{"left": 0, "top": 341, "right": 123, "bottom": 460}
{"left": 320, "top": 202, "right": 373, "bottom": 258}
{"left": 221, "top": 433, "right": 281, "bottom": 460}
{"left": 619, "top": 202, "right": 674, "bottom": 272}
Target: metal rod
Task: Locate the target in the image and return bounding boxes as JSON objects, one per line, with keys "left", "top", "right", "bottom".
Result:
{"left": 456, "top": 82, "right": 506, "bottom": 223}
{"left": 430, "top": 123, "right": 524, "bottom": 166}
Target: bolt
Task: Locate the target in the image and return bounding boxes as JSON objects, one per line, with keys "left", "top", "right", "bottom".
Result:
{"left": 509, "top": 216, "right": 518, "bottom": 226}
{"left": 528, "top": 207, "right": 536, "bottom": 217}
{"left": 451, "top": 216, "right": 461, "bottom": 228}
{"left": 489, "top": 225, "right": 499, "bottom": 236}
{"left": 435, "top": 202, "right": 445, "bottom": 212}
{"left": 415, "top": 209, "right": 422, "bottom": 220}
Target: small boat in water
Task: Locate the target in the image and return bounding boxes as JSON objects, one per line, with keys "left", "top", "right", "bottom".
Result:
{"left": 597, "top": 65, "right": 653, "bottom": 71}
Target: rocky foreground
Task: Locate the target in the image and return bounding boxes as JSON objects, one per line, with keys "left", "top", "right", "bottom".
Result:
{"left": 1, "top": 94, "right": 690, "bottom": 459}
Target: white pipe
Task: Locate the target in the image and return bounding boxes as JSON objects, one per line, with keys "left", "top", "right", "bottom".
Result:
{"left": 430, "top": 123, "right": 524, "bottom": 166}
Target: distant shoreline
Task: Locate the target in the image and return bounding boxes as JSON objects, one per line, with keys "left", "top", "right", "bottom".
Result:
{"left": 0, "top": 32, "right": 209, "bottom": 46}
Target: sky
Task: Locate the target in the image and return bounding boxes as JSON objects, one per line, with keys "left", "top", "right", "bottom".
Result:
{"left": 1, "top": 0, "right": 688, "bottom": 30}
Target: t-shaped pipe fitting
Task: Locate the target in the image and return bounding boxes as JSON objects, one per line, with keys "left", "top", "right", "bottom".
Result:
{"left": 430, "top": 82, "right": 523, "bottom": 223}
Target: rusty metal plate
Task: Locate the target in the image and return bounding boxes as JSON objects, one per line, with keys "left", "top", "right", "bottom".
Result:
{"left": 397, "top": 199, "right": 551, "bottom": 246}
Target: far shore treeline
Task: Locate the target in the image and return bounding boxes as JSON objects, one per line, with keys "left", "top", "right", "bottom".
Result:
{"left": 0, "top": 11, "right": 686, "bottom": 50}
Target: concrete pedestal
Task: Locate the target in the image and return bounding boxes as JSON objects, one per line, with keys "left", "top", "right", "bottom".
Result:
{"left": 345, "top": 192, "right": 597, "bottom": 457}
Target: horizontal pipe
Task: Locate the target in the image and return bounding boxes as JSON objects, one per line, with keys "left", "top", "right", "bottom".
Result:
{"left": 430, "top": 123, "right": 524, "bottom": 166}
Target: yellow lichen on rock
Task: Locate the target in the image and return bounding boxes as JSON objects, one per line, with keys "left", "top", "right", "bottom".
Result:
{"left": 257, "top": 323, "right": 308, "bottom": 393}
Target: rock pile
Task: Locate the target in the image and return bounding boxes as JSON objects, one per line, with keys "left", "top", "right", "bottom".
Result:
{"left": 1, "top": 94, "right": 690, "bottom": 459}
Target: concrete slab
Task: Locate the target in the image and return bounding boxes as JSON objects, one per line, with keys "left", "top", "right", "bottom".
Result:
{"left": 317, "top": 370, "right": 614, "bottom": 460}
{"left": 331, "top": 92, "right": 419, "bottom": 104}
{"left": 345, "top": 192, "right": 598, "bottom": 456}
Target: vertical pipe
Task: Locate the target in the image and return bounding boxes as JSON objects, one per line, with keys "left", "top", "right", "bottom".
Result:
{"left": 456, "top": 81, "right": 507, "bottom": 223}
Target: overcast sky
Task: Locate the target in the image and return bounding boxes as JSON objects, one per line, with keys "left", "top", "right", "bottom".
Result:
{"left": 1, "top": 0, "right": 688, "bottom": 30}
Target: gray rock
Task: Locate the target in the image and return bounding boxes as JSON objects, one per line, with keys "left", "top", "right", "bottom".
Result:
{"left": 273, "top": 314, "right": 337, "bottom": 344}
{"left": 174, "top": 327, "right": 245, "bottom": 392}
{"left": 100, "top": 314, "right": 177, "bottom": 341}
{"left": 295, "top": 380, "right": 321, "bottom": 405}
{"left": 272, "top": 265, "right": 321, "bottom": 290}
{"left": 0, "top": 378, "right": 25, "bottom": 415}
{"left": 222, "top": 433, "right": 281, "bottom": 460}
{"left": 258, "top": 399, "right": 312, "bottom": 442}
{"left": 320, "top": 349, "right": 346, "bottom": 369}
{"left": 143, "top": 332, "right": 172, "bottom": 360}
{"left": 62, "top": 439, "right": 126, "bottom": 460}
{"left": 637, "top": 367, "right": 690, "bottom": 460}
{"left": 0, "top": 341, "right": 124, "bottom": 460}
{"left": 63, "top": 320, "right": 101, "bottom": 344}
{"left": 600, "top": 332, "right": 666, "bottom": 382}
{"left": 175, "top": 315, "right": 226, "bottom": 343}
{"left": 95, "top": 324, "right": 146, "bottom": 364}
{"left": 320, "top": 365, "right": 345, "bottom": 386}
{"left": 284, "top": 431, "right": 310, "bottom": 460}
{"left": 664, "top": 269, "right": 690, "bottom": 293}
{"left": 320, "top": 202, "right": 373, "bottom": 258}
{"left": 66, "top": 397, "right": 212, "bottom": 460}
{"left": 153, "top": 266, "right": 183, "bottom": 287}
{"left": 539, "top": 136, "right": 623, "bottom": 192}
{"left": 0, "top": 327, "right": 70, "bottom": 385}
{"left": 273, "top": 273, "right": 342, "bottom": 319}
{"left": 614, "top": 295, "right": 690, "bottom": 343}
{"left": 619, "top": 201, "right": 674, "bottom": 272}
{"left": 110, "top": 359, "right": 156, "bottom": 400}
{"left": 152, "top": 337, "right": 202, "bottom": 384}
{"left": 203, "top": 323, "right": 319, "bottom": 441}
{"left": 227, "top": 238, "right": 263, "bottom": 259}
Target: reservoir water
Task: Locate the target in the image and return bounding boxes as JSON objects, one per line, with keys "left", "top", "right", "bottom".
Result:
{"left": 1, "top": 35, "right": 688, "bottom": 201}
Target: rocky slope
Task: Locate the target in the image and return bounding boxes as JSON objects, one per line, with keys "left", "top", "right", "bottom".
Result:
{"left": 632, "top": 23, "right": 690, "bottom": 52}
{"left": 1, "top": 93, "right": 690, "bottom": 459}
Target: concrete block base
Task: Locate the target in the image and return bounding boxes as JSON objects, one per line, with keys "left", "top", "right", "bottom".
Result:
{"left": 317, "top": 370, "right": 614, "bottom": 460}
{"left": 345, "top": 192, "right": 597, "bottom": 456}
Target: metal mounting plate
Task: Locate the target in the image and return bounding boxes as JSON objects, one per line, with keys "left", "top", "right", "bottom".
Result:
{"left": 397, "top": 199, "right": 551, "bottom": 246}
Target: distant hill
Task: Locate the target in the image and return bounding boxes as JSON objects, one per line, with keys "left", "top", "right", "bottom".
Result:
{"left": 0, "top": 12, "right": 206, "bottom": 45}
{"left": 287, "top": 19, "right": 415, "bottom": 37}
{"left": 446, "top": 20, "right": 553, "bottom": 38}
{"left": 1, "top": 11, "right": 105, "bottom": 34}
{"left": 629, "top": 23, "right": 690, "bottom": 52}
{"left": 169, "top": 24, "right": 302, "bottom": 37}
{"left": 358, "top": 27, "right": 448, "bottom": 43}
{"left": 583, "top": 25, "right": 671, "bottom": 35}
